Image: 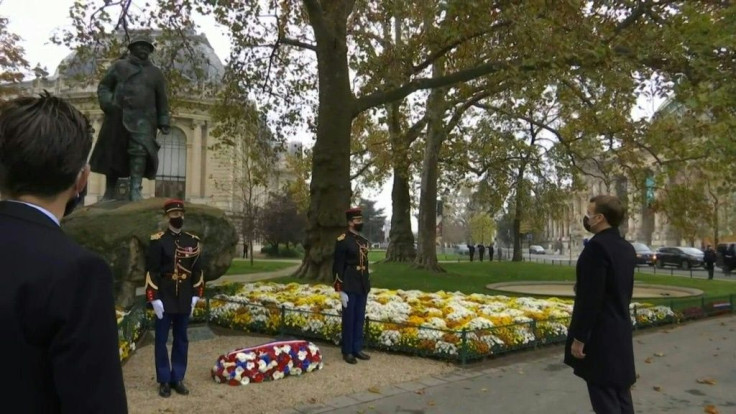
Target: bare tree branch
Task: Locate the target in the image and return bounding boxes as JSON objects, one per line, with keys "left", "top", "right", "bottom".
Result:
{"left": 280, "top": 37, "right": 317, "bottom": 51}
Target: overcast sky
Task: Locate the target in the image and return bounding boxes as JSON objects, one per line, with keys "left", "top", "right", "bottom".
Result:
{"left": 2, "top": 0, "right": 666, "bottom": 230}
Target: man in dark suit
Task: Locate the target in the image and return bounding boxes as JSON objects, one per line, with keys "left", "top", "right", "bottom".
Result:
{"left": 145, "top": 199, "right": 204, "bottom": 397}
{"left": 564, "top": 195, "right": 636, "bottom": 414}
{"left": 477, "top": 243, "right": 486, "bottom": 262}
{"left": 333, "top": 207, "right": 371, "bottom": 364}
{"left": 704, "top": 245, "right": 717, "bottom": 280}
{"left": 0, "top": 92, "right": 127, "bottom": 412}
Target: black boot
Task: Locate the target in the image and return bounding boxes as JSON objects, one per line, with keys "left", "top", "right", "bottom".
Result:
{"left": 170, "top": 381, "right": 189, "bottom": 395}
{"left": 129, "top": 156, "right": 146, "bottom": 202}
{"left": 100, "top": 175, "right": 118, "bottom": 201}
{"left": 158, "top": 383, "right": 171, "bottom": 398}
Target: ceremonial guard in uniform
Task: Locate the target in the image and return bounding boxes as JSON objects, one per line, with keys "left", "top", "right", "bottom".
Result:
{"left": 145, "top": 199, "right": 204, "bottom": 397}
{"left": 333, "top": 207, "right": 372, "bottom": 364}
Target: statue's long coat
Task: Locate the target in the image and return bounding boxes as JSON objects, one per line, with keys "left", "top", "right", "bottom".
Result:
{"left": 90, "top": 56, "right": 170, "bottom": 179}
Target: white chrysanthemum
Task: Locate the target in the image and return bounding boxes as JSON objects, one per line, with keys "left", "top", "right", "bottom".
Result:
{"left": 379, "top": 330, "right": 401, "bottom": 346}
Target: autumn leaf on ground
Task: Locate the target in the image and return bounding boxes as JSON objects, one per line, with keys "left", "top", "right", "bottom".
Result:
{"left": 308, "top": 397, "right": 318, "bottom": 404}
{"left": 368, "top": 386, "right": 381, "bottom": 394}
{"left": 654, "top": 352, "right": 665, "bottom": 357}
{"left": 704, "top": 404, "right": 719, "bottom": 414}
{"left": 637, "top": 340, "right": 645, "bottom": 344}
{"left": 428, "top": 401, "right": 436, "bottom": 406}
{"left": 415, "top": 389, "right": 425, "bottom": 395}
{"left": 645, "top": 357, "right": 653, "bottom": 363}
{"left": 697, "top": 378, "right": 717, "bottom": 385}
{"left": 653, "top": 386, "right": 662, "bottom": 392}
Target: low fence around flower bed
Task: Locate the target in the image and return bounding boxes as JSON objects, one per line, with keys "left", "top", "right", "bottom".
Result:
{"left": 118, "top": 282, "right": 736, "bottom": 365}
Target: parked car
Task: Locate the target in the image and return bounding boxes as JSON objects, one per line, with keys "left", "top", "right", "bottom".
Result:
{"left": 630, "top": 242, "right": 656, "bottom": 266}
{"left": 655, "top": 246, "right": 704, "bottom": 269}
{"left": 716, "top": 243, "right": 736, "bottom": 273}
{"left": 455, "top": 244, "right": 470, "bottom": 255}
{"left": 529, "top": 245, "right": 545, "bottom": 254}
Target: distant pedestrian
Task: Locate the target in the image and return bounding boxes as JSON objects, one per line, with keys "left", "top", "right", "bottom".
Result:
{"left": 468, "top": 244, "right": 475, "bottom": 262}
{"left": 564, "top": 195, "right": 636, "bottom": 414}
{"left": 488, "top": 244, "right": 494, "bottom": 261}
{"left": 704, "top": 245, "right": 716, "bottom": 280}
{"left": 477, "top": 244, "right": 485, "bottom": 262}
{"left": 242, "top": 243, "right": 249, "bottom": 259}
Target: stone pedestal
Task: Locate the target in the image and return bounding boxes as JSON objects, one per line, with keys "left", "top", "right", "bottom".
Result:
{"left": 61, "top": 198, "right": 238, "bottom": 307}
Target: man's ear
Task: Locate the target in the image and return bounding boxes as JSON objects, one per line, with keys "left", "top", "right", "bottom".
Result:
{"left": 76, "top": 164, "right": 91, "bottom": 194}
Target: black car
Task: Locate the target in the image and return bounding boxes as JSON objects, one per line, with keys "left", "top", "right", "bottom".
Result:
{"left": 630, "top": 242, "right": 656, "bottom": 266}
{"left": 716, "top": 243, "right": 736, "bottom": 273}
{"left": 655, "top": 246, "right": 704, "bottom": 269}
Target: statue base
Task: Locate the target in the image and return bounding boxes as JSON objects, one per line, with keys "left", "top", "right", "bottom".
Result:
{"left": 61, "top": 198, "right": 238, "bottom": 307}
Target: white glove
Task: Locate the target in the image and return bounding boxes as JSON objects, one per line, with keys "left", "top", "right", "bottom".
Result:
{"left": 151, "top": 299, "right": 164, "bottom": 320}
{"left": 190, "top": 296, "right": 200, "bottom": 318}
{"left": 339, "top": 292, "right": 349, "bottom": 308}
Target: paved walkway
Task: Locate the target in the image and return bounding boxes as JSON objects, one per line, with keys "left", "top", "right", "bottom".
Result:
{"left": 282, "top": 315, "right": 736, "bottom": 414}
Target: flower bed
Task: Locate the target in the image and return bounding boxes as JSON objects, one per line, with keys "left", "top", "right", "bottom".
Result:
{"left": 211, "top": 339, "right": 323, "bottom": 385}
{"left": 206, "top": 282, "right": 676, "bottom": 361}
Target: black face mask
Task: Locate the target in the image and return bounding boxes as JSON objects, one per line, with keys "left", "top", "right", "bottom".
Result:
{"left": 354, "top": 223, "right": 364, "bottom": 232}
{"left": 63, "top": 185, "right": 87, "bottom": 217}
{"left": 583, "top": 215, "right": 593, "bottom": 233}
{"left": 169, "top": 216, "right": 184, "bottom": 229}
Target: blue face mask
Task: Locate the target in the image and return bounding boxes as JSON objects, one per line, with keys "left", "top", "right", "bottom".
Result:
{"left": 63, "top": 184, "right": 87, "bottom": 217}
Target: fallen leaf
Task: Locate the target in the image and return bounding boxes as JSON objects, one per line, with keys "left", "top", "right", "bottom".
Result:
{"left": 697, "top": 378, "right": 717, "bottom": 385}
{"left": 415, "top": 389, "right": 425, "bottom": 395}
{"left": 636, "top": 374, "right": 641, "bottom": 379}
{"left": 653, "top": 386, "right": 662, "bottom": 392}
{"left": 645, "top": 357, "right": 653, "bottom": 364}
{"left": 720, "top": 322, "right": 726, "bottom": 326}
{"left": 308, "top": 397, "right": 317, "bottom": 404}
{"left": 368, "top": 386, "right": 381, "bottom": 394}
{"left": 428, "top": 401, "right": 436, "bottom": 406}
{"left": 481, "top": 388, "right": 487, "bottom": 392}
{"left": 704, "top": 404, "right": 719, "bottom": 414}
{"left": 654, "top": 352, "right": 665, "bottom": 357}
{"left": 637, "top": 340, "right": 645, "bottom": 344}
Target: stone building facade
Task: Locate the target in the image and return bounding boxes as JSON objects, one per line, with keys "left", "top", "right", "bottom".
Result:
{"left": 5, "top": 32, "right": 301, "bottom": 252}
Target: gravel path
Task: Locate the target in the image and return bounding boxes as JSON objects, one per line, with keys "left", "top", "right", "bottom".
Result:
{"left": 123, "top": 329, "right": 456, "bottom": 413}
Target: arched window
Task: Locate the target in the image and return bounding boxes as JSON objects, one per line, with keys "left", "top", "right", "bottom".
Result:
{"left": 155, "top": 127, "right": 187, "bottom": 199}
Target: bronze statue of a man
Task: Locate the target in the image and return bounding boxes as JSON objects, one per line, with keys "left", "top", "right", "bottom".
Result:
{"left": 90, "top": 37, "right": 170, "bottom": 201}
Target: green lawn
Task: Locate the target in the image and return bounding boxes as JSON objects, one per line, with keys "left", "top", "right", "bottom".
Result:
{"left": 367, "top": 250, "right": 465, "bottom": 262}
{"left": 225, "top": 260, "right": 297, "bottom": 275}
{"left": 272, "top": 261, "right": 736, "bottom": 300}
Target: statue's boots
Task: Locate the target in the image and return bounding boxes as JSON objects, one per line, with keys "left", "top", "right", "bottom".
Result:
{"left": 129, "top": 156, "right": 146, "bottom": 202}
{"left": 101, "top": 175, "right": 118, "bottom": 201}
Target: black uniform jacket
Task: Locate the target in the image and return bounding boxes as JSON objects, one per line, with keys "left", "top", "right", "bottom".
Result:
{"left": 564, "top": 227, "right": 637, "bottom": 387}
{"left": 145, "top": 229, "right": 204, "bottom": 314}
{"left": 332, "top": 231, "right": 371, "bottom": 294}
{"left": 0, "top": 201, "right": 127, "bottom": 413}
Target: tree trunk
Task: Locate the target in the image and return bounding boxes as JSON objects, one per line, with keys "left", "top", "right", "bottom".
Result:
{"left": 512, "top": 179, "right": 524, "bottom": 262}
{"left": 386, "top": 101, "right": 416, "bottom": 262}
{"left": 413, "top": 62, "right": 446, "bottom": 272}
{"left": 713, "top": 201, "right": 719, "bottom": 246}
{"left": 294, "top": 6, "right": 353, "bottom": 281}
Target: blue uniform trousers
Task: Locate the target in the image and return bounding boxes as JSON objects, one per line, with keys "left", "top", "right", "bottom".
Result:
{"left": 154, "top": 312, "right": 189, "bottom": 384}
{"left": 341, "top": 291, "right": 368, "bottom": 355}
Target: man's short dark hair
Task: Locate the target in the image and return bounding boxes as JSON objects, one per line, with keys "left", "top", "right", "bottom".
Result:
{"left": 590, "top": 195, "right": 626, "bottom": 228}
{"left": 0, "top": 91, "right": 92, "bottom": 197}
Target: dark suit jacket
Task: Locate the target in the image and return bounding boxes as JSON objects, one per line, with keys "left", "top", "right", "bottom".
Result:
{"left": 564, "top": 227, "right": 636, "bottom": 387}
{"left": 0, "top": 201, "right": 127, "bottom": 413}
